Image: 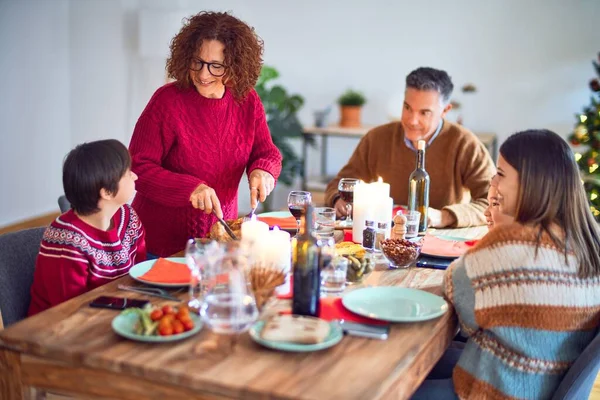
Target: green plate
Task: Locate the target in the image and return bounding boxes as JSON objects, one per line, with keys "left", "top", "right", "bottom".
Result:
{"left": 112, "top": 311, "right": 203, "bottom": 343}
{"left": 249, "top": 319, "right": 343, "bottom": 352}
{"left": 342, "top": 287, "right": 448, "bottom": 322}
{"left": 128, "top": 257, "right": 188, "bottom": 288}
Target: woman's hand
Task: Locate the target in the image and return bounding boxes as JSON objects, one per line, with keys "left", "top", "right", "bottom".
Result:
{"left": 190, "top": 184, "right": 223, "bottom": 218}
{"left": 248, "top": 169, "right": 275, "bottom": 209}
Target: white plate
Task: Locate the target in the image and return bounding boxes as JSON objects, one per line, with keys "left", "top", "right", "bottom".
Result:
{"left": 128, "top": 257, "right": 189, "bottom": 288}
{"left": 342, "top": 287, "right": 448, "bottom": 322}
{"left": 249, "top": 318, "right": 343, "bottom": 352}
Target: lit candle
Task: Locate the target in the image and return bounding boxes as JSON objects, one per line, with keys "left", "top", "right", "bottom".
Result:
{"left": 352, "top": 180, "right": 374, "bottom": 243}
{"left": 241, "top": 215, "right": 269, "bottom": 245}
{"left": 372, "top": 176, "right": 390, "bottom": 199}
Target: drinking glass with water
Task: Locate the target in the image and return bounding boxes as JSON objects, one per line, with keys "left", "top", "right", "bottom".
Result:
{"left": 200, "top": 244, "right": 258, "bottom": 334}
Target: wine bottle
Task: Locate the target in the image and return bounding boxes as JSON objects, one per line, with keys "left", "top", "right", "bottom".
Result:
{"left": 292, "top": 203, "right": 321, "bottom": 317}
{"left": 407, "top": 140, "right": 430, "bottom": 233}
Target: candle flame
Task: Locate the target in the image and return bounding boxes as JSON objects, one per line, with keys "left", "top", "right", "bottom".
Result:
{"left": 378, "top": 176, "right": 383, "bottom": 183}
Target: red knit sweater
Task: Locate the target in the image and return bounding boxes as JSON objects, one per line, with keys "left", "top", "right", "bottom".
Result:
{"left": 28, "top": 205, "right": 146, "bottom": 316}
{"left": 129, "top": 83, "right": 282, "bottom": 256}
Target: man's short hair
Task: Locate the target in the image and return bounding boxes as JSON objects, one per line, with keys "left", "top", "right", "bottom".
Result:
{"left": 406, "top": 67, "right": 454, "bottom": 103}
{"left": 62, "top": 139, "right": 131, "bottom": 216}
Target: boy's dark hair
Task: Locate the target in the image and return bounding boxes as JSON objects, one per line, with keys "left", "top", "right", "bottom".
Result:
{"left": 406, "top": 67, "right": 454, "bottom": 103}
{"left": 63, "top": 139, "right": 131, "bottom": 216}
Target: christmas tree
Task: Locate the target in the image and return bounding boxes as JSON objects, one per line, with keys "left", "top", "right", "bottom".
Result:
{"left": 568, "top": 52, "right": 600, "bottom": 221}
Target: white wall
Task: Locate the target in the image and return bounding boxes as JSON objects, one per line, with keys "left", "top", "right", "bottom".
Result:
{"left": 0, "top": 0, "right": 71, "bottom": 226}
{"left": 0, "top": 0, "right": 598, "bottom": 226}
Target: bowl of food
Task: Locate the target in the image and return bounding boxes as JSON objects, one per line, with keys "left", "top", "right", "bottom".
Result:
{"left": 380, "top": 238, "right": 422, "bottom": 269}
{"left": 334, "top": 242, "right": 374, "bottom": 283}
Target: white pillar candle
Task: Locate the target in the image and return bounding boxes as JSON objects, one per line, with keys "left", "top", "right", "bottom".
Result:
{"left": 375, "top": 196, "right": 394, "bottom": 237}
{"left": 241, "top": 215, "right": 269, "bottom": 245}
{"left": 266, "top": 226, "right": 291, "bottom": 273}
{"left": 353, "top": 180, "right": 375, "bottom": 244}
{"left": 372, "top": 176, "right": 390, "bottom": 199}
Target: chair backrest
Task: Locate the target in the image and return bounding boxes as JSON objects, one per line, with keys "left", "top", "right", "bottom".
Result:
{"left": 58, "top": 195, "right": 71, "bottom": 213}
{"left": 0, "top": 227, "right": 45, "bottom": 328}
{"left": 551, "top": 328, "right": 600, "bottom": 400}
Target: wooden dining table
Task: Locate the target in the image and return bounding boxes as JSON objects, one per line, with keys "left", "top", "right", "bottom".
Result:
{"left": 0, "top": 226, "right": 487, "bottom": 400}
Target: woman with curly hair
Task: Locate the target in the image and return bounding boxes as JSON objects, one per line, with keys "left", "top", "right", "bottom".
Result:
{"left": 129, "top": 11, "right": 282, "bottom": 257}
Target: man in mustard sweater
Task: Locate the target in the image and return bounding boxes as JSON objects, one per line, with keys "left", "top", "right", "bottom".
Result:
{"left": 325, "top": 67, "right": 495, "bottom": 228}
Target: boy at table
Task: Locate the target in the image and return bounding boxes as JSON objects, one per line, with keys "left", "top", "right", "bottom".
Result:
{"left": 28, "top": 139, "right": 146, "bottom": 316}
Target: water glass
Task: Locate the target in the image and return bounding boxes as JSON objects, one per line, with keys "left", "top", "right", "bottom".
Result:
{"left": 315, "top": 207, "right": 336, "bottom": 239}
{"left": 185, "top": 239, "right": 224, "bottom": 309}
{"left": 321, "top": 256, "right": 348, "bottom": 294}
{"left": 199, "top": 245, "right": 258, "bottom": 334}
{"left": 405, "top": 210, "right": 421, "bottom": 239}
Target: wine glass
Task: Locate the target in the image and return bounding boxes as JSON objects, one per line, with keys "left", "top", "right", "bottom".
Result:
{"left": 199, "top": 244, "right": 258, "bottom": 334}
{"left": 338, "top": 178, "right": 359, "bottom": 227}
{"left": 287, "top": 191, "right": 312, "bottom": 235}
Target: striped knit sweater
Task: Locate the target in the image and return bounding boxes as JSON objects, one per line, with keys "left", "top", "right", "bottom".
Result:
{"left": 444, "top": 223, "right": 600, "bottom": 399}
{"left": 28, "top": 205, "right": 146, "bottom": 316}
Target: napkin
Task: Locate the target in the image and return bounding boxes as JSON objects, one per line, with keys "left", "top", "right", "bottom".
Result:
{"left": 421, "top": 235, "right": 478, "bottom": 258}
{"left": 277, "top": 277, "right": 387, "bottom": 325}
{"left": 258, "top": 216, "right": 298, "bottom": 230}
{"left": 138, "top": 258, "right": 191, "bottom": 284}
{"left": 279, "top": 297, "right": 387, "bottom": 325}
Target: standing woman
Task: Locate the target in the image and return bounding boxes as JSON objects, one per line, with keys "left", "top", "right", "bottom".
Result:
{"left": 413, "top": 129, "right": 600, "bottom": 399}
{"left": 129, "top": 12, "right": 282, "bottom": 257}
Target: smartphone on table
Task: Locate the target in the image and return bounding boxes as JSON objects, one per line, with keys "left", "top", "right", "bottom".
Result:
{"left": 338, "top": 321, "right": 390, "bottom": 340}
{"left": 89, "top": 296, "right": 149, "bottom": 310}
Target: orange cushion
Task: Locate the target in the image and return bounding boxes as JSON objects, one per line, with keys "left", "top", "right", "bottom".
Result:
{"left": 138, "top": 258, "right": 190, "bottom": 284}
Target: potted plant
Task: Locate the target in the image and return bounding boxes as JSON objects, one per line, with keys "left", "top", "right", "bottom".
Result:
{"left": 255, "top": 66, "right": 314, "bottom": 210}
{"left": 338, "top": 89, "right": 366, "bottom": 128}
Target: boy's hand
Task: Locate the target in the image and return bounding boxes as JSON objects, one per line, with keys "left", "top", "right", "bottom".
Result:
{"left": 190, "top": 184, "right": 223, "bottom": 219}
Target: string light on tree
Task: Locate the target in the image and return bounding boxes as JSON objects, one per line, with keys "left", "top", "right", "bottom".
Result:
{"left": 568, "top": 51, "right": 600, "bottom": 221}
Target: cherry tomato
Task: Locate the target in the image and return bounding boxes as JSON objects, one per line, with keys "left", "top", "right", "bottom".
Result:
{"left": 172, "top": 320, "right": 184, "bottom": 335}
{"left": 162, "top": 305, "right": 176, "bottom": 315}
{"left": 150, "top": 309, "right": 163, "bottom": 322}
{"left": 158, "top": 324, "right": 173, "bottom": 336}
{"left": 176, "top": 307, "right": 190, "bottom": 321}
{"left": 182, "top": 319, "right": 195, "bottom": 332}
{"left": 158, "top": 315, "right": 173, "bottom": 329}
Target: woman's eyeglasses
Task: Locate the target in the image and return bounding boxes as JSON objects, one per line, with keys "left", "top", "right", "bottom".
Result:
{"left": 190, "top": 58, "right": 227, "bottom": 77}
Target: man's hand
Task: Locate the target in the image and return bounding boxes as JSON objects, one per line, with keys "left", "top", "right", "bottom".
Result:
{"left": 190, "top": 184, "right": 223, "bottom": 218}
{"left": 249, "top": 169, "right": 275, "bottom": 210}
{"left": 428, "top": 207, "right": 456, "bottom": 228}
{"left": 333, "top": 197, "right": 349, "bottom": 219}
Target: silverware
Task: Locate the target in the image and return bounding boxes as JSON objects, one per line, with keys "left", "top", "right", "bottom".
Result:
{"left": 117, "top": 285, "right": 182, "bottom": 302}
{"left": 212, "top": 210, "right": 239, "bottom": 240}
{"left": 244, "top": 204, "right": 258, "bottom": 221}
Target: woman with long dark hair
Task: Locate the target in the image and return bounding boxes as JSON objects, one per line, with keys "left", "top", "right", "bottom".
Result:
{"left": 414, "top": 129, "right": 600, "bottom": 399}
